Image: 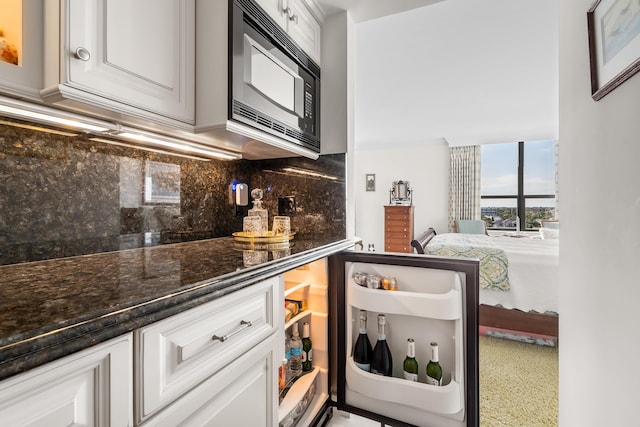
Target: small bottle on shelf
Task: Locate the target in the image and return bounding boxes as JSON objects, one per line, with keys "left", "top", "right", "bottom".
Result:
{"left": 285, "top": 333, "right": 293, "bottom": 383}
{"left": 426, "top": 341, "right": 443, "bottom": 386}
{"left": 403, "top": 338, "right": 419, "bottom": 381}
{"left": 353, "top": 310, "right": 373, "bottom": 372}
{"left": 381, "top": 276, "right": 398, "bottom": 291}
{"left": 288, "top": 323, "right": 303, "bottom": 378}
{"left": 370, "top": 314, "right": 393, "bottom": 376}
{"left": 302, "top": 322, "right": 313, "bottom": 372}
{"left": 279, "top": 358, "right": 288, "bottom": 392}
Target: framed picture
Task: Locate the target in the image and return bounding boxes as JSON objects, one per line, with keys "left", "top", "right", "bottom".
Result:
{"left": 587, "top": 0, "right": 640, "bottom": 100}
{"left": 366, "top": 174, "right": 376, "bottom": 191}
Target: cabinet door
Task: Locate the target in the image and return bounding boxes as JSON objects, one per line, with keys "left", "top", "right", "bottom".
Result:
{"left": 0, "top": 0, "right": 43, "bottom": 100}
{"left": 287, "top": 0, "right": 321, "bottom": 64}
{"left": 0, "top": 334, "right": 132, "bottom": 427}
{"left": 254, "top": 0, "right": 288, "bottom": 29}
{"left": 143, "top": 334, "right": 279, "bottom": 427}
{"left": 63, "top": 0, "right": 194, "bottom": 124}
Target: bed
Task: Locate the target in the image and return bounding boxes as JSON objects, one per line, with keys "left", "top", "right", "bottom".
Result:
{"left": 412, "top": 229, "right": 559, "bottom": 338}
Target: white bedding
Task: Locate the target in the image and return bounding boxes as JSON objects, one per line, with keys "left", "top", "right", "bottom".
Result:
{"left": 480, "top": 234, "right": 559, "bottom": 313}
{"left": 425, "top": 233, "right": 560, "bottom": 313}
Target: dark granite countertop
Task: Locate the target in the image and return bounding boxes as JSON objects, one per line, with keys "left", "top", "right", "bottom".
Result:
{"left": 0, "top": 236, "right": 356, "bottom": 381}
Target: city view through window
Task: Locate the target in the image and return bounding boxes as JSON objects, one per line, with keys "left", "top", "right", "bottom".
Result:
{"left": 481, "top": 140, "right": 557, "bottom": 231}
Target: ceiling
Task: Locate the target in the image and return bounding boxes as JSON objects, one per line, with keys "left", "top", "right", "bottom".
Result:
{"left": 315, "top": 0, "right": 442, "bottom": 23}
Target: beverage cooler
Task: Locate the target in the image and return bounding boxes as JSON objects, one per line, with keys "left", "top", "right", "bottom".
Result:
{"left": 278, "top": 251, "right": 480, "bottom": 427}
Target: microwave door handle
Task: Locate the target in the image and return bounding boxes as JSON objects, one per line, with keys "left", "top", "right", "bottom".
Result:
{"left": 294, "top": 76, "right": 304, "bottom": 118}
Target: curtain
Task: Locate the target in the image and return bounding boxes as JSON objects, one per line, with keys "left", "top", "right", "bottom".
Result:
{"left": 448, "top": 145, "right": 481, "bottom": 232}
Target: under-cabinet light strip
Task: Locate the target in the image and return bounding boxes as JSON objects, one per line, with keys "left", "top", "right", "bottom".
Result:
{"left": 0, "top": 119, "right": 79, "bottom": 137}
{"left": 0, "top": 95, "right": 242, "bottom": 161}
{"left": 89, "top": 137, "right": 212, "bottom": 161}
{"left": 282, "top": 167, "right": 339, "bottom": 180}
{"left": 0, "top": 96, "right": 115, "bottom": 133}
{"left": 117, "top": 131, "right": 242, "bottom": 160}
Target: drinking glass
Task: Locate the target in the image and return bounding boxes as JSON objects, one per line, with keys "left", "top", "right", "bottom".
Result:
{"left": 243, "top": 215, "right": 262, "bottom": 236}
{"left": 272, "top": 216, "right": 291, "bottom": 236}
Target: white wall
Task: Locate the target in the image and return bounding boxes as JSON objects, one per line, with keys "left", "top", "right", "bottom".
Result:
{"left": 355, "top": 0, "right": 558, "bottom": 148}
{"left": 559, "top": 0, "right": 640, "bottom": 425}
{"left": 352, "top": 141, "right": 449, "bottom": 249}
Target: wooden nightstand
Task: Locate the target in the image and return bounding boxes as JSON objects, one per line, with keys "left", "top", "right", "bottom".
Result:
{"left": 384, "top": 206, "right": 414, "bottom": 253}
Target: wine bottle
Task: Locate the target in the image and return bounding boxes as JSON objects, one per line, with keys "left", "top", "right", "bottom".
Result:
{"left": 403, "top": 338, "right": 419, "bottom": 381}
{"left": 302, "top": 322, "right": 313, "bottom": 372}
{"left": 370, "top": 314, "right": 392, "bottom": 376}
{"left": 353, "top": 310, "right": 373, "bottom": 372}
{"left": 426, "top": 341, "right": 443, "bottom": 386}
{"left": 289, "top": 324, "right": 303, "bottom": 378}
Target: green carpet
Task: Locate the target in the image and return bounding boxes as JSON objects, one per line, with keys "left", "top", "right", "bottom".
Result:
{"left": 480, "top": 335, "right": 558, "bottom": 427}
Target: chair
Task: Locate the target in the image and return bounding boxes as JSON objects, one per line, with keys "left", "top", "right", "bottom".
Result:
{"left": 410, "top": 228, "right": 437, "bottom": 254}
{"left": 540, "top": 220, "right": 560, "bottom": 239}
{"left": 454, "top": 219, "right": 488, "bottom": 235}
{"left": 541, "top": 220, "right": 560, "bottom": 230}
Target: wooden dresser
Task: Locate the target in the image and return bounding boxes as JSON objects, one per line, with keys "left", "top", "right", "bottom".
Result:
{"left": 384, "top": 205, "right": 414, "bottom": 253}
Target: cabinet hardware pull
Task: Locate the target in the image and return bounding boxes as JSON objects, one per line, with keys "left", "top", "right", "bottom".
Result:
{"left": 288, "top": 13, "right": 298, "bottom": 23}
{"left": 211, "top": 320, "right": 252, "bottom": 342}
{"left": 74, "top": 47, "right": 91, "bottom": 62}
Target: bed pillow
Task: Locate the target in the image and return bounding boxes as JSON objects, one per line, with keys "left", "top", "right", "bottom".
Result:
{"left": 540, "top": 227, "right": 560, "bottom": 239}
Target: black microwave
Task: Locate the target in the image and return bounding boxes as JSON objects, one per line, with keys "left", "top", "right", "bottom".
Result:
{"left": 230, "top": 0, "right": 320, "bottom": 154}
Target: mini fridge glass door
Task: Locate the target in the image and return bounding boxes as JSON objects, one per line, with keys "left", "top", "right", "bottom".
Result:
{"left": 329, "top": 252, "right": 480, "bottom": 427}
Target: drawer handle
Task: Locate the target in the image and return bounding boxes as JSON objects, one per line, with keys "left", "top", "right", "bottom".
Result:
{"left": 212, "top": 320, "right": 252, "bottom": 342}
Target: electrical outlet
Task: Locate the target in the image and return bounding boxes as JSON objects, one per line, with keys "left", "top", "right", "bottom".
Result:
{"left": 278, "top": 196, "right": 296, "bottom": 216}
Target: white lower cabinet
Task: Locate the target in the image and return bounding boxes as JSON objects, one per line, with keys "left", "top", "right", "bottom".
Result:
{"left": 135, "top": 276, "right": 282, "bottom": 424}
{"left": 142, "top": 333, "right": 279, "bottom": 426}
{"left": 0, "top": 334, "right": 133, "bottom": 427}
{"left": 0, "top": 277, "right": 283, "bottom": 427}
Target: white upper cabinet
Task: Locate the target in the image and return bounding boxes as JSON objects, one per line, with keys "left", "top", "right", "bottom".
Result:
{"left": 254, "top": 0, "right": 321, "bottom": 64}
{"left": 42, "top": 0, "right": 195, "bottom": 127}
{"left": 0, "top": 0, "right": 43, "bottom": 101}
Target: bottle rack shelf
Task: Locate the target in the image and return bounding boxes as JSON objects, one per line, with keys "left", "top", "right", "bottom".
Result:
{"left": 278, "top": 366, "right": 320, "bottom": 424}
{"left": 345, "top": 357, "right": 463, "bottom": 415}
{"left": 285, "top": 309, "right": 312, "bottom": 330}
{"left": 348, "top": 281, "right": 461, "bottom": 320}
{"left": 284, "top": 280, "right": 310, "bottom": 298}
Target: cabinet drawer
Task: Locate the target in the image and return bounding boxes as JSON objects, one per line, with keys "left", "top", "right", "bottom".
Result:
{"left": 385, "top": 219, "right": 411, "bottom": 227}
{"left": 385, "top": 237, "right": 411, "bottom": 246}
{"left": 384, "top": 207, "right": 412, "bottom": 215}
{"left": 385, "top": 224, "right": 412, "bottom": 233}
{"left": 385, "top": 213, "right": 411, "bottom": 222}
{"left": 385, "top": 244, "right": 412, "bottom": 253}
{"left": 142, "top": 334, "right": 278, "bottom": 427}
{"left": 384, "top": 231, "right": 413, "bottom": 241}
{"left": 135, "top": 276, "right": 281, "bottom": 423}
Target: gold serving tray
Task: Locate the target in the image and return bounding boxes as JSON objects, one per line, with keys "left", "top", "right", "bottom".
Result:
{"left": 232, "top": 231, "right": 295, "bottom": 243}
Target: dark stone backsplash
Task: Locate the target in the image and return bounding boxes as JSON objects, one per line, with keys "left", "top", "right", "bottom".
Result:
{"left": 0, "top": 121, "right": 345, "bottom": 265}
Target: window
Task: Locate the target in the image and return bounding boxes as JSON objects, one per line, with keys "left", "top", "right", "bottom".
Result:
{"left": 481, "top": 140, "right": 556, "bottom": 231}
